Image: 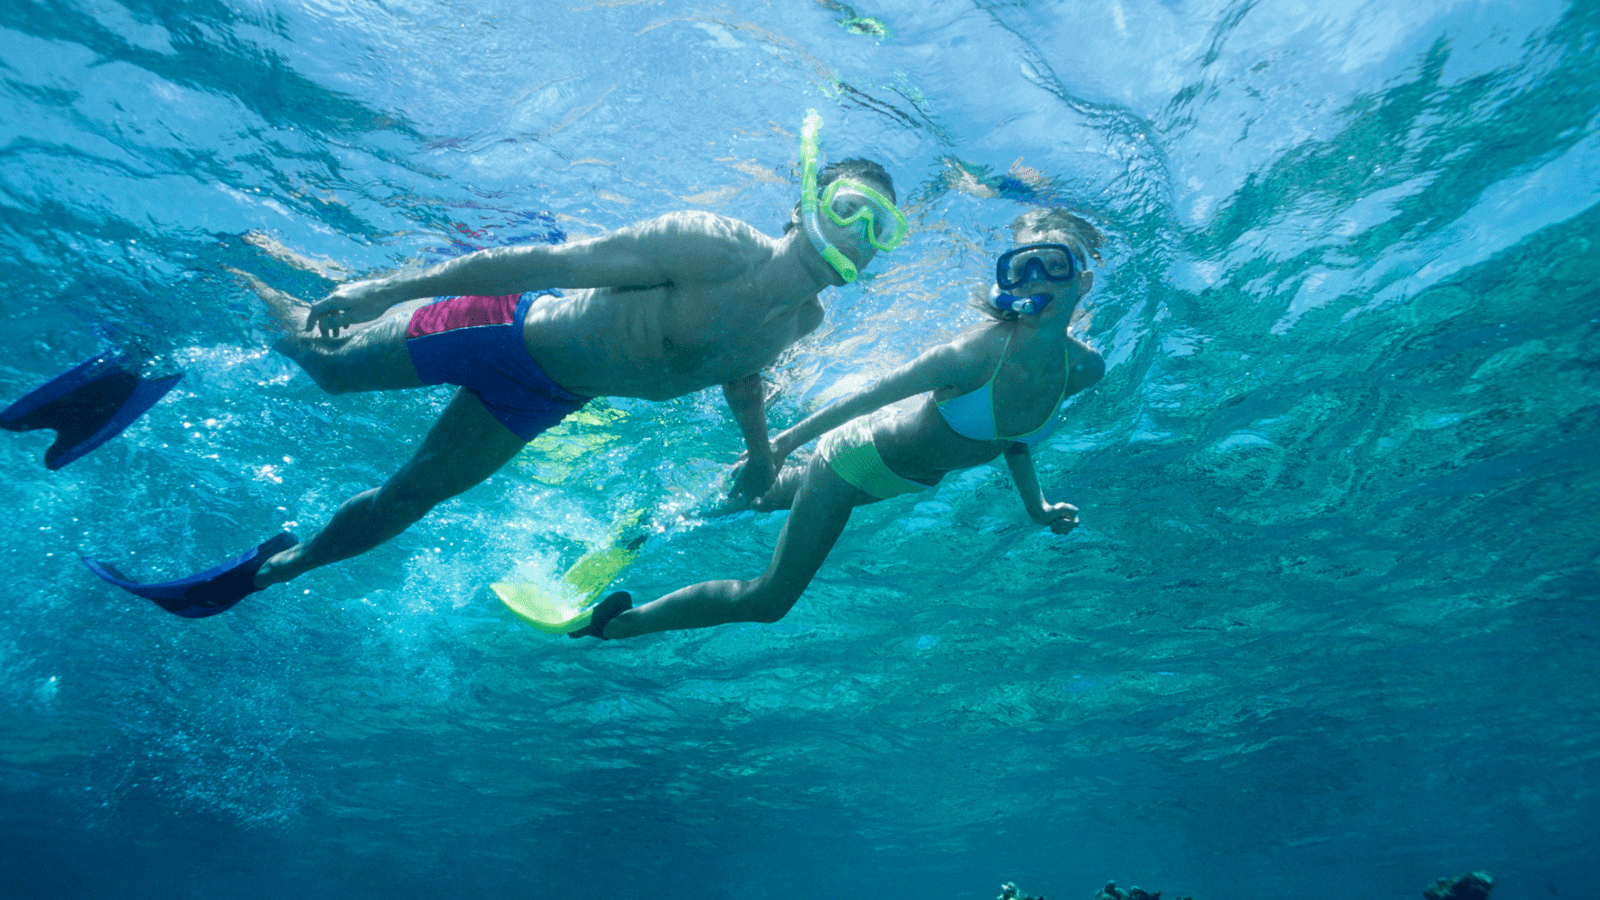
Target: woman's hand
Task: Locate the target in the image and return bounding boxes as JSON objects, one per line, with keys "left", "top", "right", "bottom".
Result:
{"left": 307, "top": 280, "right": 396, "bottom": 337}
{"left": 767, "top": 426, "right": 802, "bottom": 464}
{"left": 1033, "top": 501, "right": 1079, "bottom": 535}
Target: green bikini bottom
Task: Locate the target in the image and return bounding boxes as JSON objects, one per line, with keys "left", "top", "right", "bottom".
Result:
{"left": 820, "top": 417, "right": 933, "bottom": 501}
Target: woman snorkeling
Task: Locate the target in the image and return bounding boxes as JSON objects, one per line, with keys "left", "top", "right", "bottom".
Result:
{"left": 575, "top": 208, "right": 1105, "bottom": 640}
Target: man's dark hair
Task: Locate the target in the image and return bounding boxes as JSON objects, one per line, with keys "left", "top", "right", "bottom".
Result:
{"left": 786, "top": 157, "right": 897, "bottom": 232}
{"left": 819, "top": 157, "right": 896, "bottom": 202}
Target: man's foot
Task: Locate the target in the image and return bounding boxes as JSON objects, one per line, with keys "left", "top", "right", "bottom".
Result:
{"left": 226, "top": 267, "right": 312, "bottom": 334}
{"left": 568, "top": 591, "right": 632, "bottom": 640}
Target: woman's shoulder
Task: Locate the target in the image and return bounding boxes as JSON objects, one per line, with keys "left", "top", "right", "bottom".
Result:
{"left": 927, "top": 323, "right": 1009, "bottom": 392}
{"left": 1066, "top": 337, "right": 1105, "bottom": 392}
{"left": 946, "top": 321, "right": 1009, "bottom": 355}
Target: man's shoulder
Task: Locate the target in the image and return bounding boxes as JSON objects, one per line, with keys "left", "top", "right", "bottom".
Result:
{"left": 634, "top": 210, "right": 769, "bottom": 247}
{"left": 623, "top": 211, "right": 771, "bottom": 283}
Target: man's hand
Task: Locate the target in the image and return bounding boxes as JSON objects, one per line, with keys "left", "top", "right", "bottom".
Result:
{"left": 307, "top": 280, "right": 395, "bottom": 337}
{"left": 728, "top": 447, "right": 777, "bottom": 504}
{"left": 721, "top": 373, "right": 777, "bottom": 503}
{"left": 1032, "top": 501, "right": 1079, "bottom": 535}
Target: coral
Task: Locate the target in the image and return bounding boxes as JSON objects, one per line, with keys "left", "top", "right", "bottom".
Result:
{"left": 1424, "top": 872, "right": 1495, "bottom": 900}
{"left": 998, "top": 883, "right": 1047, "bottom": 900}
{"left": 993, "top": 869, "right": 1491, "bottom": 900}
{"left": 1095, "top": 881, "right": 1193, "bottom": 900}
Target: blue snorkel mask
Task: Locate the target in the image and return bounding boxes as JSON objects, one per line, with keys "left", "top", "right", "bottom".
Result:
{"left": 990, "top": 243, "right": 1079, "bottom": 316}
{"left": 798, "top": 110, "right": 908, "bottom": 283}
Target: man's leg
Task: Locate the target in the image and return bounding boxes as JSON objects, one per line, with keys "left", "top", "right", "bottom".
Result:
{"left": 603, "top": 456, "right": 864, "bottom": 639}
{"left": 233, "top": 269, "right": 427, "bottom": 394}
{"left": 255, "top": 389, "right": 527, "bottom": 587}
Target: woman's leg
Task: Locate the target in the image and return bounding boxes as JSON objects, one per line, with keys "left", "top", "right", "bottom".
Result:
{"left": 604, "top": 456, "right": 865, "bottom": 638}
{"left": 751, "top": 458, "right": 808, "bottom": 511}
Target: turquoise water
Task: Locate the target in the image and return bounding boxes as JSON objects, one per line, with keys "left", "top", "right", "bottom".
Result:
{"left": 2, "top": 1, "right": 1597, "bottom": 898}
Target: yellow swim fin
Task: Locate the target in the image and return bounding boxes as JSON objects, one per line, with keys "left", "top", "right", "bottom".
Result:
{"left": 492, "top": 513, "right": 647, "bottom": 634}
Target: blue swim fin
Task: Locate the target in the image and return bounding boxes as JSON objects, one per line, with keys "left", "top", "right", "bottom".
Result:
{"left": 1, "top": 351, "right": 183, "bottom": 470}
{"left": 83, "top": 533, "right": 299, "bottom": 618}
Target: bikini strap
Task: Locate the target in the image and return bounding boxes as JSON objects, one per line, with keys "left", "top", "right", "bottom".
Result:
{"left": 985, "top": 328, "right": 1015, "bottom": 387}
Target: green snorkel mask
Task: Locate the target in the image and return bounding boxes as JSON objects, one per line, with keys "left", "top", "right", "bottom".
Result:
{"left": 799, "top": 110, "right": 908, "bottom": 283}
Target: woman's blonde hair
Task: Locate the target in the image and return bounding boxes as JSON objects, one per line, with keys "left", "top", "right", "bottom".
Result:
{"left": 1011, "top": 208, "right": 1103, "bottom": 267}
{"left": 969, "top": 209, "right": 1104, "bottom": 322}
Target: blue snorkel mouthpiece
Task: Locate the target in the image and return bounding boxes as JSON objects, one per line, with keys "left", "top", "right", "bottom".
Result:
{"left": 989, "top": 283, "right": 1051, "bottom": 316}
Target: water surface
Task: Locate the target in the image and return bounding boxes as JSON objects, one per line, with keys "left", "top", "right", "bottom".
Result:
{"left": 2, "top": 1, "right": 1597, "bottom": 898}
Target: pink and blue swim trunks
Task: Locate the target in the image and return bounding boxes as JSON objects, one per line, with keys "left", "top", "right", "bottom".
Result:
{"left": 405, "top": 293, "right": 590, "bottom": 440}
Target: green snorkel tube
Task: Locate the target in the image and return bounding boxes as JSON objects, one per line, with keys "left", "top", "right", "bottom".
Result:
{"left": 799, "top": 110, "right": 861, "bottom": 283}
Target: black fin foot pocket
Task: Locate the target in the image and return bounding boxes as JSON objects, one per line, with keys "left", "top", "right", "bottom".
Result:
{"left": 569, "top": 591, "right": 633, "bottom": 640}
{"left": 83, "top": 533, "right": 299, "bottom": 618}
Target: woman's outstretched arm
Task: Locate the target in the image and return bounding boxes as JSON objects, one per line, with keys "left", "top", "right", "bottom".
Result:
{"left": 1003, "top": 442, "right": 1078, "bottom": 534}
{"left": 770, "top": 341, "right": 978, "bottom": 460}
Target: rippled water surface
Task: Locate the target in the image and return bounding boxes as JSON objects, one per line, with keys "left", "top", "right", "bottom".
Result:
{"left": 2, "top": 1, "right": 1597, "bottom": 898}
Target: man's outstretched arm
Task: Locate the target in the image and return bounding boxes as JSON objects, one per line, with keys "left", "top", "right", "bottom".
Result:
{"left": 307, "top": 212, "right": 751, "bottom": 336}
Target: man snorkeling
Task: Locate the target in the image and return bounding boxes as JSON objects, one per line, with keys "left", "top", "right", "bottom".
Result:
{"left": 85, "top": 112, "right": 910, "bottom": 619}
